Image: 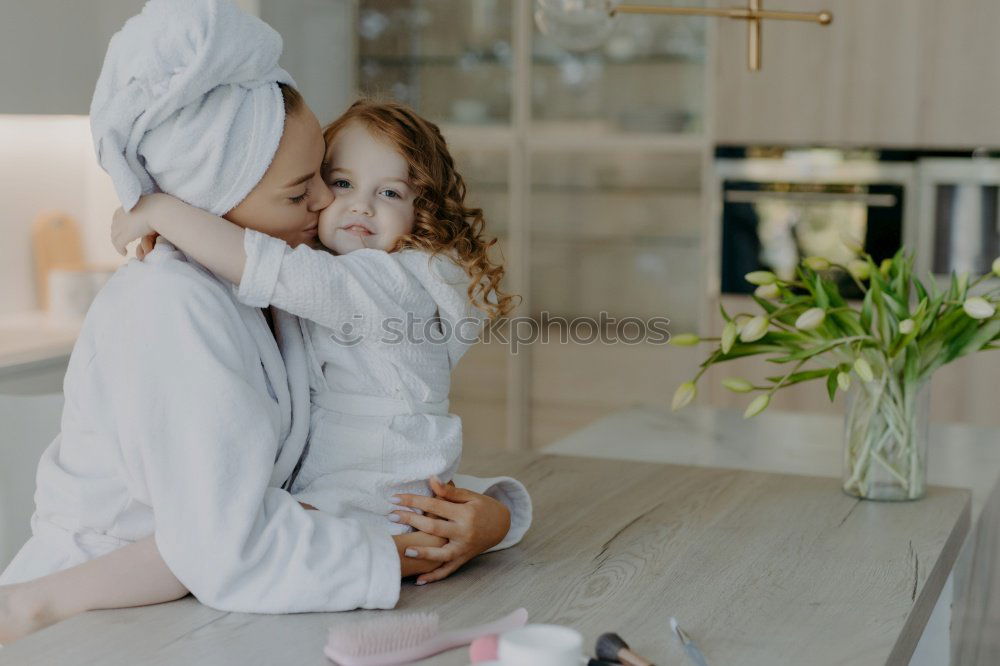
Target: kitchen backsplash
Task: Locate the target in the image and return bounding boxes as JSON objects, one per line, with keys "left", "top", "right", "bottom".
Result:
{"left": 0, "top": 115, "right": 123, "bottom": 316}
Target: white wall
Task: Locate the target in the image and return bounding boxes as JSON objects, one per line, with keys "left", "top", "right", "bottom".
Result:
{"left": 0, "top": 116, "right": 123, "bottom": 316}
{"left": 0, "top": 0, "right": 146, "bottom": 115}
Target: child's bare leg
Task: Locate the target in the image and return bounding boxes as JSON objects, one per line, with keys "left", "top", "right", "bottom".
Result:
{"left": 0, "top": 535, "right": 187, "bottom": 644}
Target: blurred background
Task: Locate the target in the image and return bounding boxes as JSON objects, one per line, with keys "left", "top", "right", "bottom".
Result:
{"left": 2, "top": 0, "right": 999, "bottom": 451}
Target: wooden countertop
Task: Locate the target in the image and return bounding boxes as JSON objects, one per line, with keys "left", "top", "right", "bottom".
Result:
{"left": 0, "top": 451, "right": 970, "bottom": 666}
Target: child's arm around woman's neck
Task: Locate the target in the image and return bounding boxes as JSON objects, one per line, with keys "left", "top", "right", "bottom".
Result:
{"left": 113, "top": 193, "right": 247, "bottom": 284}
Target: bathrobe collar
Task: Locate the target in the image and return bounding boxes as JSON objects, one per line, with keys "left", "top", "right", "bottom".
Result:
{"left": 154, "top": 239, "right": 311, "bottom": 490}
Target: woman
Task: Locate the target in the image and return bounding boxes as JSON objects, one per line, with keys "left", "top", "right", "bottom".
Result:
{"left": 0, "top": 0, "right": 530, "bottom": 641}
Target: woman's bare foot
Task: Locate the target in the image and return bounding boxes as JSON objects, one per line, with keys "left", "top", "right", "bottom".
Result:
{"left": 0, "top": 583, "right": 59, "bottom": 645}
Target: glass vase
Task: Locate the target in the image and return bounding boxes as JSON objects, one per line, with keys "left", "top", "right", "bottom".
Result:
{"left": 842, "top": 374, "right": 930, "bottom": 501}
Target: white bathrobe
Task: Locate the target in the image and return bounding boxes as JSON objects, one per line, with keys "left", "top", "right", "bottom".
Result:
{"left": 0, "top": 240, "right": 531, "bottom": 613}
{"left": 237, "top": 231, "right": 525, "bottom": 538}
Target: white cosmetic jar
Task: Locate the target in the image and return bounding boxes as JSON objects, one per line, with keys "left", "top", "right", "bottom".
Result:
{"left": 498, "top": 624, "right": 583, "bottom": 666}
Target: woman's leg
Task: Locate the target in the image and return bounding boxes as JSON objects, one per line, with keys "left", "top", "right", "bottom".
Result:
{"left": 0, "top": 535, "right": 188, "bottom": 644}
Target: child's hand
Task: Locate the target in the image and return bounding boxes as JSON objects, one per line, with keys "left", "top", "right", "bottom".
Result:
{"left": 390, "top": 477, "right": 511, "bottom": 585}
{"left": 111, "top": 205, "right": 156, "bottom": 257}
{"left": 393, "top": 530, "right": 449, "bottom": 578}
{"left": 135, "top": 233, "right": 159, "bottom": 260}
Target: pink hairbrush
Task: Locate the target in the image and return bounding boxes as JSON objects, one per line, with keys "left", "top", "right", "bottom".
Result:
{"left": 324, "top": 607, "right": 528, "bottom": 666}
{"left": 469, "top": 634, "right": 499, "bottom": 662}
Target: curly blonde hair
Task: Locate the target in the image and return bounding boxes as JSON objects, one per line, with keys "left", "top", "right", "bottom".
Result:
{"left": 323, "top": 100, "right": 516, "bottom": 320}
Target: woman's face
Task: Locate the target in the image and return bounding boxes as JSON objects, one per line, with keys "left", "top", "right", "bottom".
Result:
{"left": 318, "top": 122, "right": 416, "bottom": 254}
{"left": 224, "top": 105, "right": 333, "bottom": 247}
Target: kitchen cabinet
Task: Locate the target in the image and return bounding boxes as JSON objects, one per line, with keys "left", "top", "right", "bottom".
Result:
{"left": 349, "top": 0, "right": 714, "bottom": 450}
{"left": 0, "top": 0, "right": 145, "bottom": 115}
{"left": 714, "top": 0, "right": 1000, "bottom": 147}
{"left": 914, "top": 1, "right": 1000, "bottom": 147}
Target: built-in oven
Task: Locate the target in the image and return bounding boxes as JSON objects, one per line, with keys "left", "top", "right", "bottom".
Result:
{"left": 713, "top": 148, "right": 919, "bottom": 300}
{"left": 917, "top": 157, "right": 1000, "bottom": 278}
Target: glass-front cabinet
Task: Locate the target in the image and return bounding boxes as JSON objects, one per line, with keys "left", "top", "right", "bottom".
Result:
{"left": 346, "top": 0, "right": 711, "bottom": 450}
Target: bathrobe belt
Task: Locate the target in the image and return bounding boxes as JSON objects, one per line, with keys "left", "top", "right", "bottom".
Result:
{"left": 311, "top": 390, "right": 450, "bottom": 417}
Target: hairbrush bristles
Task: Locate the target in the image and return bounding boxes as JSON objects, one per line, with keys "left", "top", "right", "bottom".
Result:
{"left": 324, "top": 607, "right": 529, "bottom": 666}
{"left": 325, "top": 611, "right": 439, "bottom": 664}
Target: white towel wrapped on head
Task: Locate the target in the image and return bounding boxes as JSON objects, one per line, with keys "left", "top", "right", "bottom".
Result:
{"left": 90, "top": 0, "right": 295, "bottom": 215}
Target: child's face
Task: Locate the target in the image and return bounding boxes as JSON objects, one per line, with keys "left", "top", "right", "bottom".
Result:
{"left": 318, "top": 122, "right": 416, "bottom": 254}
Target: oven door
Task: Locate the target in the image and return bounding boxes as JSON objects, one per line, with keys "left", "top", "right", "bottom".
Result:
{"left": 720, "top": 181, "right": 905, "bottom": 299}
{"left": 918, "top": 158, "right": 1000, "bottom": 278}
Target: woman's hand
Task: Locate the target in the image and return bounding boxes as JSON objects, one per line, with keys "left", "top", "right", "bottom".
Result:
{"left": 390, "top": 477, "right": 511, "bottom": 585}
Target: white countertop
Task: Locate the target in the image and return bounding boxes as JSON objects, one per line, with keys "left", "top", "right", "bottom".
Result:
{"left": 0, "top": 311, "right": 79, "bottom": 373}
{"left": 543, "top": 405, "right": 1000, "bottom": 525}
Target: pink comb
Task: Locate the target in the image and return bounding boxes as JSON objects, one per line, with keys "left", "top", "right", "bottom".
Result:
{"left": 324, "top": 607, "right": 528, "bottom": 666}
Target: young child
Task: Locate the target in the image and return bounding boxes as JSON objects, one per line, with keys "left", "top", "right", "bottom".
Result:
{"left": 113, "top": 99, "right": 515, "bottom": 535}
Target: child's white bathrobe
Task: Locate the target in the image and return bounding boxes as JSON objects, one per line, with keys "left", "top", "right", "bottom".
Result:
{"left": 0, "top": 240, "right": 531, "bottom": 613}
{"left": 237, "top": 231, "right": 514, "bottom": 535}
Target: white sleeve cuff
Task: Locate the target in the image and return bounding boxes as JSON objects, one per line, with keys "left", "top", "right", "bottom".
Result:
{"left": 237, "top": 229, "right": 287, "bottom": 308}
{"left": 453, "top": 473, "right": 533, "bottom": 553}
{"left": 361, "top": 525, "right": 402, "bottom": 609}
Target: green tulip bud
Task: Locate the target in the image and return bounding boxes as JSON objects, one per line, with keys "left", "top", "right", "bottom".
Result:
{"left": 993, "top": 257, "right": 1000, "bottom": 277}
{"left": 847, "top": 259, "right": 871, "bottom": 281}
{"left": 739, "top": 315, "right": 769, "bottom": 342}
{"left": 745, "top": 270, "right": 777, "bottom": 286}
{"left": 744, "top": 394, "right": 771, "bottom": 418}
{"left": 721, "top": 321, "right": 737, "bottom": 354}
{"left": 754, "top": 283, "right": 781, "bottom": 300}
{"left": 669, "top": 333, "right": 701, "bottom": 346}
{"left": 803, "top": 256, "right": 830, "bottom": 271}
{"left": 795, "top": 307, "right": 826, "bottom": 331}
{"left": 672, "top": 381, "right": 697, "bottom": 411}
{"left": 963, "top": 296, "right": 996, "bottom": 320}
{"left": 837, "top": 372, "right": 851, "bottom": 392}
{"left": 722, "top": 377, "right": 754, "bottom": 393}
{"left": 853, "top": 358, "right": 874, "bottom": 382}
{"left": 879, "top": 258, "right": 893, "bottom": 278}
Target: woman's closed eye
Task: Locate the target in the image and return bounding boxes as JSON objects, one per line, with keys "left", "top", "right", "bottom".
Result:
{"left": 289, "top": 186, "right": 309, "bottom": 204}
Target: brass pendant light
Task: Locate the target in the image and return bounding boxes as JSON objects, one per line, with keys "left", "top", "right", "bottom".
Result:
{"left": 536, "top": 1, "right": 832, "bottom": 71}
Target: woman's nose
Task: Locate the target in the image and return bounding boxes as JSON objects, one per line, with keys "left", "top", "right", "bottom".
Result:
{"left": 309, "top": 175, "right": 334, "bottom": 211}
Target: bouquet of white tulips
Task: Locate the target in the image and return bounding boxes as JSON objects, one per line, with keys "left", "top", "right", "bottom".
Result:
{"left": 669, "top": 249, "right": 1000, "bottom": 500}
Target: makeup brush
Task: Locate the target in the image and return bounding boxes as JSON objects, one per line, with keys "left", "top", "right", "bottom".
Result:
{"left": 595, "top": 632, "right": 656, "bottom": 666}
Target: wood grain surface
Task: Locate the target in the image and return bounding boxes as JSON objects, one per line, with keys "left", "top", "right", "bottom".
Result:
{"left": 0, "top": 452, "right": 970, "bottom": 666}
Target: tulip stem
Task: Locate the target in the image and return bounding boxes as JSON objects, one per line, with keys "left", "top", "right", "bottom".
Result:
{"left": 830, "top": 262, "right": 869, "bottom": 295}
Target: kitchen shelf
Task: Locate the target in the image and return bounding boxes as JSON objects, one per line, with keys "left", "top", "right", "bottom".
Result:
{"left": 532, "top": 233, "right": 701, "bottom": 247}
{"left": 442, "top": 123, "right": 706, "bottom": 154}
{"left": 359, "top": 52, "right": 704, "bottom": 67}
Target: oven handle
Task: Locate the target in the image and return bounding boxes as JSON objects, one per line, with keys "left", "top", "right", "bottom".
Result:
{"left": 724, "top": 190, "right": 898, "bottom": 207}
